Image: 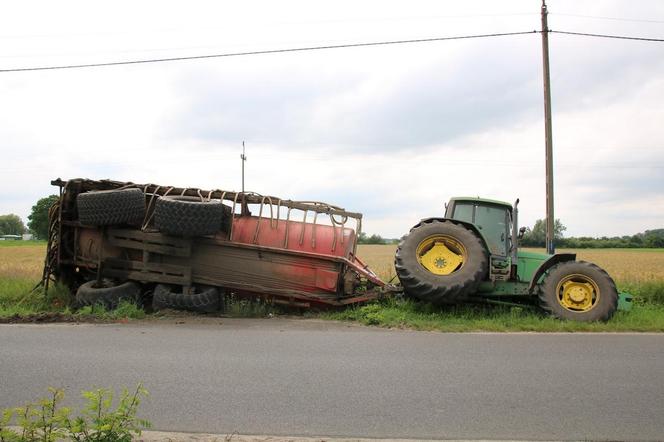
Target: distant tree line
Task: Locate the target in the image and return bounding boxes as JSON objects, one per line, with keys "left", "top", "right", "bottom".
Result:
{"left": 357, "top": 232, "right": 399, "bottom": 245}
{"left": 521, "top": 219, "right": 664, "bottom": 248}
{"left": 0, "top": 195, "right": 58, "bottom": 240}
{"left": 0, "top": 214, "right": 26, "bottom": 236}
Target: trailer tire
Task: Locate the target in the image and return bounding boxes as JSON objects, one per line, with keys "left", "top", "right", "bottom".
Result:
{"left": 152, "top": 284, "right": 222, "bottom": 313}
{"left": 539, "top": 261, "right": 618, "bottom": 322}
{"left": 155, "top": 196, "right": 224, "bottom": 237}
{"left": 395, "top": 220, "right": 487, "bottom": 304}
{"left": 75, "top": 279, "right": 141, "bottom": 310}
{"left": 77, "top": 189, "right": 145, "bottom": 226}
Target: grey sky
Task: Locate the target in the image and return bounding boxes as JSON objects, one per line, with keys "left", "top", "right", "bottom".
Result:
{"left": 0, "top": 0, "right": 663, "bottom": 238}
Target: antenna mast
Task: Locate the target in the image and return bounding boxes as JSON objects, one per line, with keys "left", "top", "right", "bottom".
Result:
{"left": 241, "top": 141, "right": 247, "bottom": 193}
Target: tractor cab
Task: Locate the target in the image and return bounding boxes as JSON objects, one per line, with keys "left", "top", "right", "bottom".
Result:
{"left": 445, "top": 197, "right": 513, "bottom": 257}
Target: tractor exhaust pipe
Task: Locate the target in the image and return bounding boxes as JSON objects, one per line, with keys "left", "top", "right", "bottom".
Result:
{"left": 511, "top": 198, "right": 520, "bottom": 265}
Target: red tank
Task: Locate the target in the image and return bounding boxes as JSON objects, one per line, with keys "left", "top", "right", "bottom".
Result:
{"left": 230, "top": 216, "right": 357, "bottom": 258}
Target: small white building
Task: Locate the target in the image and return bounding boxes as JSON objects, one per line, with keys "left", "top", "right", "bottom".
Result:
{"left": 0, "top": 235, "right": 22, "bottom": 241}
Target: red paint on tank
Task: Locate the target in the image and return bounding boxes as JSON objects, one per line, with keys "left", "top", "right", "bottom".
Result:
{"left": 231, "top": 216, "right": 356, "bottom": 258}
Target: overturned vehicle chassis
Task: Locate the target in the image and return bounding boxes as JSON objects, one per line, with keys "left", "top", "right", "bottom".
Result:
{"left": 43, "top": 178, "right": 388, "bottom": 310}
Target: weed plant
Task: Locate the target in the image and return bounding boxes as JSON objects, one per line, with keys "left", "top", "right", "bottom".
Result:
{"left": 0, "top": 385, "right": 150, "bottom": 442}
{"left": 223, "top": 294, "right": 282, "bottom": 317}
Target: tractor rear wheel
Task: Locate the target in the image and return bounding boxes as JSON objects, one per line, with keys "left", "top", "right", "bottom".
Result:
{"left": 539, "top": 261, "right": 618, "bottom": 322}
{"left": 395, "top": 220, "right": 488, "bottom": 304}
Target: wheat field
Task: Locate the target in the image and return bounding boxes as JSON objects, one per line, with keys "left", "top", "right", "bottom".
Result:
{"left": 1, "top": 243, "right": 662, "bottom": 286}
{"left": 0, "top": 244, "right": 45, "bottom": 280}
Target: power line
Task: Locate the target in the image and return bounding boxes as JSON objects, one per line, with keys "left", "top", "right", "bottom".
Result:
{"left": 552, "top": 12, "right": 664, "bottom": 25}
{"left": 550, "top": 30, "right": 664, "bottom": 43}
{"left": 0, "top": 31, "right": 536, "bottom": 73}
{"left": 2, "top": 28, "right": 663, "bottom": 74}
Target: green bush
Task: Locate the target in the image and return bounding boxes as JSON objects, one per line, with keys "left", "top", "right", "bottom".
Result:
{"left": 619, "top": 281, "right": 664, "bottom": 306}
{"left": 0, "top": 385, "right": 150, "bottom": 442}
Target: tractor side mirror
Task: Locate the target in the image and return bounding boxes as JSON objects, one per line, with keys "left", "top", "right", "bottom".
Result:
{"left": 518, "top": 226, "right": 527, "bottom": 240}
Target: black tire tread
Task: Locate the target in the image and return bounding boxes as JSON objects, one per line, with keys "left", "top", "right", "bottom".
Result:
{"left": 152, "top": 284, "right": 222, "bottom": 313}
{"left": 75, "top": 279, "right": 141, "bottom": 309}
{"left": 154, "top": 196, "right": 224, "bottom": 237}
{"left": 77, "top": 189, "right": 145, "bottom": 226}
{"left": 395, "top": 219, "right": 488, "bottom": 304}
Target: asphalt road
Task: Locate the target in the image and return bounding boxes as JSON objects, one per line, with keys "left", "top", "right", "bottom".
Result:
{"left": 1, "top": 319, "right": 663, "bottom": 440}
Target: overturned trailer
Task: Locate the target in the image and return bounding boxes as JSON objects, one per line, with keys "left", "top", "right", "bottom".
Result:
{"left": 43, "top": 178, "right": 391, "bottom": 311}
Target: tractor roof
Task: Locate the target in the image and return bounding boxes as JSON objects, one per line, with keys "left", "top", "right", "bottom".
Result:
{"left": 449, "top": 196, "right": 513, "bottom": 209}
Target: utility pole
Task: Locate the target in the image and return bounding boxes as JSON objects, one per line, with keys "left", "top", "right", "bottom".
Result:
{"left": 240, "top": 141, "right": 247, "bottom": 193}
{"left": 541, "top": 0, "right": 555, "bottom": 255}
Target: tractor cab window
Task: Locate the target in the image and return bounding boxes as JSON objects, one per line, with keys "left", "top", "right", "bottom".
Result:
{"left": 475, "top": 205, "right": 509, "bottom": 256}
{"left": 451, "top": 202, "right": 510, "bottom": 256}
{"left": 451, "top": 202, "right": 474, "bottom": 223}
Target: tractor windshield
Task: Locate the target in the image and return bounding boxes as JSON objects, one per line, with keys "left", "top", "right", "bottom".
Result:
{"left": 451, "top": 202, "right": 511, "bottom": 256}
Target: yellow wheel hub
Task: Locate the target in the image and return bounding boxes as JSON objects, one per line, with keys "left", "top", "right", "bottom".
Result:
{"left": 557, "top": 274, "right": 600, "bottom": 312}
{"left": 416, "top": 235, "right": 466, "bottom": 276}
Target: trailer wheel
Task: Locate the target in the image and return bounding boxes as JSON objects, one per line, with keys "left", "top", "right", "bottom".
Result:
{"left": 75, "top": 279, "right": 141, "bottom": 310}
{"left": 539, "top": 261, "right": 618, "bottom": 322}
{"left": 77, "top": 189, "right": 145, "bottom": 226}
{"left": 154, "top": 196, "right": 224, "bottom": 237}
{"left": 395, "top": 220, "right": 487, "bottom": 304}
{"left": 152, "top": 284, "right": 222, "bottom": 313}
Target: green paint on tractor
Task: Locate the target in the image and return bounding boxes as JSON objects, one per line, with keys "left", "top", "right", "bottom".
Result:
{"left": 515, "top": 250, "right": 550, "bottom": 283}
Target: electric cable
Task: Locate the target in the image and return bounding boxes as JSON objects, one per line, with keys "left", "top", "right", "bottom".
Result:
{"left": 550, "top": 30, "right": 664, "bottom": 43}
{"left": 1, "top": 29, "right": 663, "bottom": 74}
{"left": 552, "top": 13, "right": 664, "bottom": 25}
{"left": 0, "top": 31, "right": 537, "bottom": 73}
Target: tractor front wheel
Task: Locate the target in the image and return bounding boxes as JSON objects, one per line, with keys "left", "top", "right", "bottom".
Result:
{"left": 539, "top": 261, "right": 618, "bottom": 322}
{"left": 395, "top": 220, "right": 488, "bottom": 304}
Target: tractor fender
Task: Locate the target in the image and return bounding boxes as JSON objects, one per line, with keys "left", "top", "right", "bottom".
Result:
{"left": 527, "top": 253, "right": 576, "bottom": 293}
{"left": 410, "top": 218, "right": 491, "bottom": 255}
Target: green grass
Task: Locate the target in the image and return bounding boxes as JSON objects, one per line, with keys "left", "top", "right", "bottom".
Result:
{"left": 74, "top": 300, "right": 146, "bottom": 320}
{"left": 1, "top": 276, "right": 663, "bottom": 330}
{"left": 0, "top": 278, "right": 70, "bottom": 317}
{"left": 319, "top": 279, "right": 664, "bottom": 332}
{"left": 323, "top": 297, "right": 664, "bottom": 332}
{"left": 1, "top": 250, "right": 663, "bottom": 330}
{"left": 0, "top": 240, "right": 47, "bottom": 247}
{"left": 0, "top": 277, "right": 144, "bottom": 321}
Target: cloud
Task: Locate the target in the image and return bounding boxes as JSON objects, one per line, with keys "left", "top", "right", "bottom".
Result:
{"left": 163, "top": 36, "right": 546, "bottom": 150}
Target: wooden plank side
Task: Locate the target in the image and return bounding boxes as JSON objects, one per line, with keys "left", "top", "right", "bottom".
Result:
{"left": 107, "top": 229, "right": 191, "bottom": 257}
{"left": 105, "top": 257, "right": 191, "bottom": 276}
{"left": 104, "top": 257, "right": 192, "bottom": 285}
{"left": 103, "top": 268, "right": 189, "bottom": 285}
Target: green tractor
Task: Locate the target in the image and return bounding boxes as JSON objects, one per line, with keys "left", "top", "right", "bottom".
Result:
{"left": 395, "top": 197, "right": 629, "bottom": 321}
